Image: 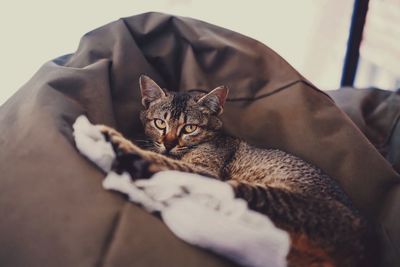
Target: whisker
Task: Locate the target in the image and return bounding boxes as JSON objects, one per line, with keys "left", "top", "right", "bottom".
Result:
{"left": 175, "top": 146, "right": 193, "bottom": 152}
{"left": 135, "top": 140, "right": 153, "bottom": 144}
{"left": 139, "top": 144, "right": 155, "bottom": 148}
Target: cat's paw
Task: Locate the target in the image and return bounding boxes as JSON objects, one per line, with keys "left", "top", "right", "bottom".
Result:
{"left": 112, "top": 152, "right": 168, "bottom": 179}
{"left": 96, "top": 125, "right": 139, "bottom": 154}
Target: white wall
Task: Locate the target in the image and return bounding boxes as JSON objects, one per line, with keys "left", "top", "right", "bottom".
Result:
{"left": 0, "top": 0, "right": 352, "bottom": 105}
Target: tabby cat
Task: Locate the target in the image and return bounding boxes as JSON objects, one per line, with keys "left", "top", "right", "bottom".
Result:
{"left": 99, "top": 75, "right": 369, "bottom": 267}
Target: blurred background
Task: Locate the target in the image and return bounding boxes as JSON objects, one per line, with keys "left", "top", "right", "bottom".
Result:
{"left": 0, "top": 0, "right": 398, "bottom": 105}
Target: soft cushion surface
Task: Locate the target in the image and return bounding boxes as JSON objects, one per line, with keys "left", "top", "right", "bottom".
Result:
{"left": 0, "top": 12, "right": 399, "bottom": 267}
{"left": 328, "top": 87, "right": 400, "bottom": 173}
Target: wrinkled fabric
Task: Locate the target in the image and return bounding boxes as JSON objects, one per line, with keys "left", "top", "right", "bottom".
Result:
{"left": 328, "top": 87, "right": 400, "bottom": 173}
{"left": 0, "top": 12, "right": 399, "bottom": 267}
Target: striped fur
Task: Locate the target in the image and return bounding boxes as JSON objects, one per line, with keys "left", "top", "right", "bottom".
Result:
{"left": 98, "top": 76, "right": 371, "bottom": 267}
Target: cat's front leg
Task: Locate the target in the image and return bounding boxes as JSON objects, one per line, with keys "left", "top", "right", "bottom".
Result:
{"left": 98, "top": 125, "right": 217, "bottom": 179}
{"left": 97, "top": 125, "right": 139, "bottom": 154}
{"left": 97, "top": 125, "right": 166, "bottom": 178}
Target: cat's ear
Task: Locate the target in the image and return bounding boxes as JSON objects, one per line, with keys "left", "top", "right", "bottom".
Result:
{"left": 197, "top": 86, "right": 229, "bottom": 115}
{"left": 139, "top": 75, "right": 166, "bottom": 108}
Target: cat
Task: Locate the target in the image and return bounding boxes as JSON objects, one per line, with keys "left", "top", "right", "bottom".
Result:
{"left": 99, "top": 75, "right": 370, "bottom": 267}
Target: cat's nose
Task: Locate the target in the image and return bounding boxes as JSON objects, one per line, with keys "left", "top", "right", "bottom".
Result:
{"left": 164, "top": 140, "right": 178, "bottom": 151}
{"left": 164, "top": 135, "right": 178, "bottom": 152}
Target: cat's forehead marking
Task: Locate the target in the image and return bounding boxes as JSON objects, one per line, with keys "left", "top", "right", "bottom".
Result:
{"left": 178, "top": 112, "right": 186, "bottom": 124}
{"left": 171, "top": 92, "right": 190, "bottom": 119}
{"left": 163, "top": 111, "right": 170, "bottom": 120}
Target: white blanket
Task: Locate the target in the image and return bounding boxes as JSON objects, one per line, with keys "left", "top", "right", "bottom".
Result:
{"left": 73, "top": 115, "right": 290, "bottom": 267}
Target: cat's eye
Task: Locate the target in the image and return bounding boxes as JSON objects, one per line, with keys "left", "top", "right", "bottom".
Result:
{"left": 183, "top": 124, "right": 197, "bottom": 134}
{"left": 154, "top": 119, "right": 166, "bottom": 130}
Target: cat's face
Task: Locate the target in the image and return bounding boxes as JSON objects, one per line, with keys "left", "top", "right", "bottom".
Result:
{"left": 139, "top": 75, "right": 228, "bottom": 157}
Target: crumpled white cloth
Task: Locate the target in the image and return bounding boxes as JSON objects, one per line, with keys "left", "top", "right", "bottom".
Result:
{"left": 73, "top": 115, "right": 290, "bottom": 267}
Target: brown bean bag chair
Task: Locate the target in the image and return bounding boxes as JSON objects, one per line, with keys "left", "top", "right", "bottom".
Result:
{"left": 0, "top": 12, "right": 399, "bottom": 267}
{"left": 328, "top": 87, "right": 400, "bottom": 174}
